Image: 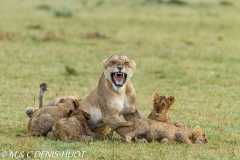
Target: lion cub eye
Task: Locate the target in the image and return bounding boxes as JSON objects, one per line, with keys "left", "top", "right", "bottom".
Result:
{"left": 154, "top": 102, "right": 157, "bottom": 105}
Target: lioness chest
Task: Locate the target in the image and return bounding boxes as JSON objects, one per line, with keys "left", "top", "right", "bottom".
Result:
{"left": 109, "top": 94, "right": 136, "bottom": 116}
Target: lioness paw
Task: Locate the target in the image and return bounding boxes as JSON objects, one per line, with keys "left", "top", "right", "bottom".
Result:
{"left": 125, "top": 133, "right": 133, "bottom": 143}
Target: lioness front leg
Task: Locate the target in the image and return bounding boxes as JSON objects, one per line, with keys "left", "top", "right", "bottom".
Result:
{"left": 108, "top": 108, "right": 142, "bottom": 138}
{"left": 103, "top": 114, "right": 133, "bottom": 138}
{"left": 112, "top": 109, "right": 143, "bottom": 138}
{"left": 123, "top": 108, "right": 142, "bottom": 122}
{"left": 109, "top": 121, "right": 133, "bottom": 139}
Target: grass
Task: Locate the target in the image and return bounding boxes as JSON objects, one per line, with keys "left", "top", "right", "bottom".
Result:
{"left": 0, "top": 0, "right": 240, "bottom": 159}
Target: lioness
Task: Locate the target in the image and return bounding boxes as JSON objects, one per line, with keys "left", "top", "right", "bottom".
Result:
{"left": 78, "top": 55, "right": 142, "bottom": 137}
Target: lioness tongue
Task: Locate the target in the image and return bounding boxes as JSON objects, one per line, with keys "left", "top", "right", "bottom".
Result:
{"left": 114, "top": 73, "right": 124, "bottom": 85}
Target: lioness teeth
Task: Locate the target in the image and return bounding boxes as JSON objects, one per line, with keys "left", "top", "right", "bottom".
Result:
{"left": 114, "top": 73, "right": 124, "bottom": 77}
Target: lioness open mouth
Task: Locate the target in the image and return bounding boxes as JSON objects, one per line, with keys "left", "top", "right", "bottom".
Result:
{"left": 111, "top": 72, "right": 127, "bottom": 87}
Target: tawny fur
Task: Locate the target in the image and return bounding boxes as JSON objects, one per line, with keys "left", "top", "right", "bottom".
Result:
{"left": 47, "top": 109, "right": 99, "bottom": 141}
{"left": 47, "top": 95, "right": 79, "bottom": 106}
{"left": 125, "top": 119, "right": 208, "bottom": 145}
{"left": 24, "top": 98, "right": 80, "bottom": 136}
{"left": 148, "top": 93, "right": 175, "bottom": 123}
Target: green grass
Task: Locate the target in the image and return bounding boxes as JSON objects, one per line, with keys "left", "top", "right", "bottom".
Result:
{"left": 0, "top": 0, "right": 240, "bottom": 159}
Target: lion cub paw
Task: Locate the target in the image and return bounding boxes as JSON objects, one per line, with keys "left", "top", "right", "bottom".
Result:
{"left": 137, "top": 138, "right": 148, "bottom": 143}
{"left": 161, "top": 138, "right": 169, "bottom": 143}
{"left": 125, "top": 133, "right": 134, "bottom": 143}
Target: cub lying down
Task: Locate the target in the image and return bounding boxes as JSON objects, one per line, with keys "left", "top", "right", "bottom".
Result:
{"left": 47, "top": 109, "right": 102, "bottom": 141}
{"left": 26, "top": 98, "right": 80, "bottom": 136}
{"left": 124, "top": 119, "right": 208, "bottom": 145}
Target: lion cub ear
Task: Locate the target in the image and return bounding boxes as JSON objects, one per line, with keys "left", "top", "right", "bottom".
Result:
{"left": 153, "top": 93, "right": 159, "bottom": 101}
{"left": 167, "top": 96, "right": 175, "bottom": 105}
{"left": 73, "top": 98, "right": 81, "bottom": 109}
{"left": 59, "top": 98, "right": 65, "bottom": 103}
{"left": 83, "top": 111, "right": 90, "bottom": 120}
{"left": 193, "top": 126, "right": 202, "bottom": 134}
{"left": 102, "top": 59, "right": 108, "bottom": 69}
{"left": 68, "top": 110, "right": 73, "bottom": 117}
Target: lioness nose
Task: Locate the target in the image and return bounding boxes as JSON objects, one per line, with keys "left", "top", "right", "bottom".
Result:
{"left": 117, "top": 67, "right": 123, "bottom": 71}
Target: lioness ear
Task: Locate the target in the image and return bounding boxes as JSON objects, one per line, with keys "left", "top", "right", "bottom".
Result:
{"left": 167, "top": 96, "right": 175, "bottom": 105}
{"left": 130, "top": 60, "right": 136, "bottom": 70}
{"left": 102, "top": 59, "right": 108, "bottom": 69}
{"left": 59, "top": 98, "right": 65, "bottom": 103}
{"left": 83, "top": 111, "right": 90, "bottom": 120}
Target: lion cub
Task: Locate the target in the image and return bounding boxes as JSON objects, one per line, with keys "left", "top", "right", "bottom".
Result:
{"left": 47, "top": 109, "right": 98, "bottom": 141}
{"left": 125, "top": 119, "right": 208, "bottom": 145}
{"left": 148, "top": 93, "right": 175, "bottom": 122}
{"left": 148, "top": 93, "right": 189, "bottom": 131}
{"left": 26, "top": 98, "right": 80, "bottom": 136}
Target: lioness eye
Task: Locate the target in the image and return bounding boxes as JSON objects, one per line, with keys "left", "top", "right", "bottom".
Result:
{"left": 124, "top": 61, "right": 129, "bottom": 65}
{"left": 154, "top": 102, "right": 157, "bottom": 105}
{"left": 111, "top": 61, "right": 116, "bottom": 64}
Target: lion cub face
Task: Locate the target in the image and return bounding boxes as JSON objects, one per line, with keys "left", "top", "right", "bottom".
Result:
{"left": 57, "top": 98, "right": 80, "bottom": 110}
{"left": 153, "top": 93, "right": 175, "bottom": 116}
{"left": 193, "top": 126, "right": 208, "bottom": 144}
{"left": 102, "top": 55, "right": 136, "bottom": 91}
